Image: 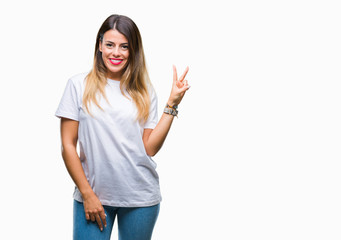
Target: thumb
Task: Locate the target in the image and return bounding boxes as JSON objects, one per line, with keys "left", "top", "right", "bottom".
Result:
{"left": 176, "top": 80, "right": 184, "bottom": 88}
{"left": 179, "top": 80, "right": 190, "bottom": 92}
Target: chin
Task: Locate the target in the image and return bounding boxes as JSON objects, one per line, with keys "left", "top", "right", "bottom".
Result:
{"left": 107, "top": 61, "right": 127, "bottom": 72}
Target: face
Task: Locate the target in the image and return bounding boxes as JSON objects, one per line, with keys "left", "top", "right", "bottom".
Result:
{"left": 99, "top": 29, "right": 129, "bottom": 80}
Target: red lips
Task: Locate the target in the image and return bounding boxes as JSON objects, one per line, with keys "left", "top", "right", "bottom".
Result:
{"left": 109, "top": 58, "right": 123, "bottom": 65}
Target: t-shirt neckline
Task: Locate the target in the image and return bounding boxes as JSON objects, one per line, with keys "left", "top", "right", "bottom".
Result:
{"left": 107, "top": 78, "right": 120, "bottom": 85}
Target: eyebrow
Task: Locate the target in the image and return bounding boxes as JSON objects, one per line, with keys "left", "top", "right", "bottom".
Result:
{"left": 105, "top": 41, "right": 128, "bottom": 45}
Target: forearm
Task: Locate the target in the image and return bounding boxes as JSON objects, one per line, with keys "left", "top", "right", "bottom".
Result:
{"left": 145, "top": 113, "right": 175, "bottom": 156}
{"left": 61, "top": 145, "right": 94, "bottom": 198}
{"left": 144, "top": 65, "right": 190, "bottom": 156}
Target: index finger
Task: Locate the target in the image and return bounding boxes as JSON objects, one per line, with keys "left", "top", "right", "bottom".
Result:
{"left": 173, "top": 65, "right": 178, "bottom": 83}
{"left": 179, "top": 66, "right": 189, "bottom": 82}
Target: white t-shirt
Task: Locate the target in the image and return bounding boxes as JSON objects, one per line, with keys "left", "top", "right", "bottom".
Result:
{"left": 55, "top": 72, "right": 161, "bottom": 207}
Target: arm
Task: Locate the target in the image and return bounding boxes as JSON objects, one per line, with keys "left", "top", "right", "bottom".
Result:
{"left": 60, "top": 118, "right": 106, "bottom": 231}
{"left": 143, "top": 65, "right": 190, "bottom": 156}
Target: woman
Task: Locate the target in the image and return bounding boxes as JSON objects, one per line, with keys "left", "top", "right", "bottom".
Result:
{"left": 55, "top": 14, "right": 190, "bottom": 240}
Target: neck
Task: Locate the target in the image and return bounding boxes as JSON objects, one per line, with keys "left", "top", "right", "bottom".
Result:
{"left": 107, "top": 71, "right": 123, "bottom": 81}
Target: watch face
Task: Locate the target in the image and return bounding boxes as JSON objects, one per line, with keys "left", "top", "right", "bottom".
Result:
{"left": 164, "top": 107, "right": 177, "bottom": 116}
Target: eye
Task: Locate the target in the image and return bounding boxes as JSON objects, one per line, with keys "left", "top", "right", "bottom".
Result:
{"left": 122, "top": 45, "right": 129, "bottom": 50}
{"left": 106, "top": 43, "right": 113, "bottom": 48}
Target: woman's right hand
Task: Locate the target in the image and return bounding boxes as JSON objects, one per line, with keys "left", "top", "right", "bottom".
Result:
{"left": 60, "top": 118, "right": 107, "bottom": 231}
{"left": 82, "top": 191, "right": 107, "bottom": 231}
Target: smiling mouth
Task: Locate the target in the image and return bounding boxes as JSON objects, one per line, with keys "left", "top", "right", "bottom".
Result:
{"left": 109, "top": 58, "right": 123, "bottom": 65}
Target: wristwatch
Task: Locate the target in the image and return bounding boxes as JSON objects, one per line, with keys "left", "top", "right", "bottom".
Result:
{"left": 164, "top": 104, "right": 178, "bottom": 117}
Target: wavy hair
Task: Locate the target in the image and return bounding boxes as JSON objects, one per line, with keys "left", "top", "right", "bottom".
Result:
{"left": 83, "top": 14, "right": 152, "bottom": 123}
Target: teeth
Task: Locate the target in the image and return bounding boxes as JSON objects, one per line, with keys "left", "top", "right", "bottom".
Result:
{"left": 111, "top": 59, "right": 122, "bottom": 62}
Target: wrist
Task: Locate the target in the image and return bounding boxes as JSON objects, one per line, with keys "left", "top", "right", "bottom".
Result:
{"left": 164, "top": 103, "right": 178, "bottom": 117}
{"left": 167, "top": 100, "right": 178, "bottom": 108}
{"left": 80, "top": 188, "right": 95, "bottom": 200}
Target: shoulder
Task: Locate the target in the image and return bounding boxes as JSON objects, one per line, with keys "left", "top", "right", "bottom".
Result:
{"left": 65, "top": 72, "right": 90, "bottom": 95}
{"left": 147, "top": 84, "right": 158, "bottom": 107}
{"left": 146, "top": 83, "right": 157, "bottom": 99}
{"left": 68, "top": 72, "right": 89, "bottom": 86}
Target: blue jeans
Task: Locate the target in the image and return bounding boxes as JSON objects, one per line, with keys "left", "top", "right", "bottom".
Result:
{"left": 73, "top": 200, "right": 160, "bottom": 240}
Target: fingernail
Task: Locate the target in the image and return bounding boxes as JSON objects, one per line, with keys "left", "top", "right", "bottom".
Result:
{"left": 101, "top": 228, "right": 103, "bottom": 231}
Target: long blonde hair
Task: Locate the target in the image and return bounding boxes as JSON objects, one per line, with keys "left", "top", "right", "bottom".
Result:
{"left": 83, "top": 14, "right": 152, "bottom": 123}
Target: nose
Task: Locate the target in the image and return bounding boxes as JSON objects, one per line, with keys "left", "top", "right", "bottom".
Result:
{"left": 112, "top": 46, "right": 121, "bottom": 57}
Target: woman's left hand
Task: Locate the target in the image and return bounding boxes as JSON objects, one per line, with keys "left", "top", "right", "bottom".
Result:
{"left": 167, "top": 65, "right": 190, "bottom": 107}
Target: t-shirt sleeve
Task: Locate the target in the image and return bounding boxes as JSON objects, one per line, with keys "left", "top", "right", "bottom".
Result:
{"left": 55, "top": 78, "right": 80, "bottom": 121}
{"left": 144, "top": 88, "right": 158, "bottom": 129}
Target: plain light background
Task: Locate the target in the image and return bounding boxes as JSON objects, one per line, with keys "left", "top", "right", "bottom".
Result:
{"left": 0, "top": 0, "right": 340, "bottom": 239}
